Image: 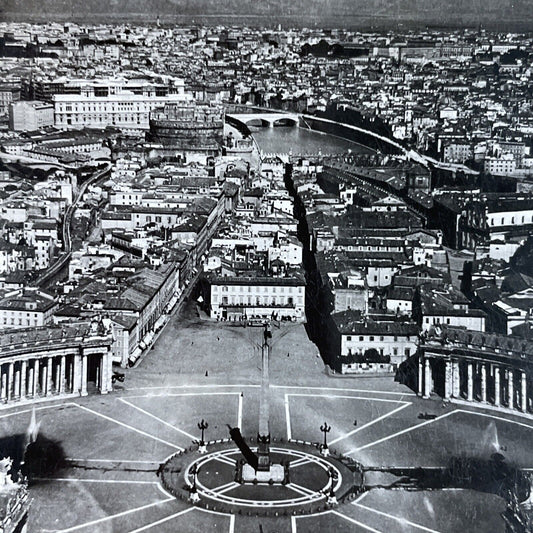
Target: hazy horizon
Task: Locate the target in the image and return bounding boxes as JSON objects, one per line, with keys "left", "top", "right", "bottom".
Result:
{"left": 2, "top": 0, "right": 533, "bottom": 32}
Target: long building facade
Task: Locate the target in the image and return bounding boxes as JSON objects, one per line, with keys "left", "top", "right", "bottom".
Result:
{"left": 418, "top": 326, "right": 532, "bottom": 413}
{"left": 205, "top": 273, "right": 306, "bottom": 322}
{"left": 0, "top": 321, "right": 113, "bottom": 404}
{"left": 53, "top": 92, "right": 190, "bottom": 131}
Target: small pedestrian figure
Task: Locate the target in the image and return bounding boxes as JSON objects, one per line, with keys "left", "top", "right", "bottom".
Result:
{"left": 353, "top": 419, "right": 357, "bottom": 426}
{"left": 287, "top": 352, "right": 290, "bottom": 357}
{"left": 191, "top": 341, "right": 194, "bottom": 345}
{"left": 205, "top": 370, "right": 208, "bottom": 377}
{"left": 217, "top": 336, "right": 220, "bottom": 341}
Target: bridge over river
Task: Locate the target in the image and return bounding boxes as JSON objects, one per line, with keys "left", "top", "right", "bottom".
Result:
{"left": 227, "top": 112, "right": 299, "bottom": 128}
{"left": 227, "top": 111, "right": 479, "bottom": 175}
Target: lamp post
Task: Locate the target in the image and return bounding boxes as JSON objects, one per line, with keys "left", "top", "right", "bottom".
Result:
{"left": 326, "top": 466, "right": 338, "bottom": 505}
{"left": 189, "top": 463, "right": 200, "bottom": 503}
{"left": 197, "top": 419, "right": 208, "bottom": 454}
{"left": 320, "top": 421, "right": 331, "bottom": 457}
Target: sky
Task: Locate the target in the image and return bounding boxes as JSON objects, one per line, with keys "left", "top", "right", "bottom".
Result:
{"left": 2, "top": 0, "right": 533, "bottom": 30}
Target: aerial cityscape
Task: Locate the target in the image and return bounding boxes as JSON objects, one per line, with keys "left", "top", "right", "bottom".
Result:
{"left": 0, "top": 10, "right": 532, "bottom": 533}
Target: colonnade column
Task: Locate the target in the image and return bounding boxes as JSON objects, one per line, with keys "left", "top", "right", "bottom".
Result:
{"left": 55, "top": 359, "right": 61, "bottom": 395}
{"left": 41, "top": 360, "right": 47, "bottom": 397}
{"left": 46, "top": 358, "right": 53, "bottom": 395}
{"left": 100, "top": 350, "right": 112, "bottom": 394}
{"left": 7, "top": 362, "right": 14, "bottom": 401}
{"left": 73, "top": 355, "right": 81, "bottom": 394}
{"left": 423, "top": 358, "right": 432, "bottom": 398}
{"left": 521, "top": 371, "right": 527, "bottom": 413}
{"left": 81, "top": 354, "right": 88, "bottom": 396}
{"left": 0, "top": 366, "right": 6, "bottom": 401}
{"left": 14, "top": 365, "right": 20, "bottom": 399}
{"left": 99, "top": 356, "right": 104, "bottom": 393}
{"left": 480, "top": 364, "right": 487, "bottom": 403}
{"left": 20, "top": 361, "right": 27, "bottom": 398}
{"left": 494, "top": 366, "right": 501, "bottom": 407}
{"left": 444, "top": 361, "right": 452, "bottom": 399}
{"left": 33, "top": 360, "right": 40, "bottom": 396}
{"left": 508, "top": 370, "right": 514, "bottom": 409}
{"left": 452, "top": 360, "right": 460, "bottom": 398}
{"left": 467, "top": 362, "right": 473, "bottom": 402}
{"left": 418, "top": 357, "right": 423, "bottom": 396}
{"left": 70, "top": 357, "right": 75, "bottom": 394}
{"left": 28, "top": 364, "right": 34, "bottom": 398}
{"left": 59, "top": 356, "right": 66, "bottom": 395}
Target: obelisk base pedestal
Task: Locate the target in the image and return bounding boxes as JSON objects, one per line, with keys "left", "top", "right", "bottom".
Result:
{"left": 242, "top": 463, "right": 285, "bottom": 484}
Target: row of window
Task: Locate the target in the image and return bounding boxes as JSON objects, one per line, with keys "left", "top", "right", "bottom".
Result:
{"left": 60, "top": 104, "right": 151, "bottom": 112}
{"left": 220, "top": 296, "right": 296, "bottom": 305}
{"left": 489, "top": 214, "right": 533, "bottom": 226}
{"left": 346, "top": 363, "right": 391, "bottom": 369}
{"left": 61, "top": 114, "right": 144, "bottom": 125}
{"left": 218, "top": 285, "right": 303, "bottom": 293}
{"left": 347, "top": 347, "right": 411, "bottom": 357}
{"left": 345, "top": 335, "right": 411, "bottom": 342}
{"left": 426, "top": 317, "right": 451, "bottom": 324}
{"left": 3, "top": 317, "right": 40, "bottom": 326}
{"left": 1, "top": 312, "right": 40, "bottom": 317}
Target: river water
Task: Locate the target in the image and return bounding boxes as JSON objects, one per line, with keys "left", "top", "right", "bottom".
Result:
{"left": 251, "top": 126, "right": 373, "bottom": 155}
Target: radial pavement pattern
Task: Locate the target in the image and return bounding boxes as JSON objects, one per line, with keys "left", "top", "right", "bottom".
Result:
{"left": 0, "top": 380, "right": 529, "bottom": 532}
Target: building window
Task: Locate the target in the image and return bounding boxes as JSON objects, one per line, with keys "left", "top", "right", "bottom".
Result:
{"left": 359, "top": 336, "right": 364, "bottom": 341}
{"left": 369, "top": 336, "right": 374, "bottom": 342}
{"left": 346, "top": 336, "right": 352, "bottom": 341}
{"left": 405, "top": 348, "right": 411, "bottom": 357}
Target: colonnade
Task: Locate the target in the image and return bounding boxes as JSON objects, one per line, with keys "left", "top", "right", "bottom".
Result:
{"left": 0, "top": 351, "right": 109, "bottom": 404}
{"left": 419, "top": 356, "right": 529, "bottom": 412}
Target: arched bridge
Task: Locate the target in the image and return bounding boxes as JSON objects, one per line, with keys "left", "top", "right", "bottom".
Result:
{"left": 227, "top": 112, "right": 300, "bottom": 128}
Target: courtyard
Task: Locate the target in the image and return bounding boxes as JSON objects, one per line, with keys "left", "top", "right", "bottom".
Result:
{"left": 0, "top": 303, "right": 531, "bottom": 532}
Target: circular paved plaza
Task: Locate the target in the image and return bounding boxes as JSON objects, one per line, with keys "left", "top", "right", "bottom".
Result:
{"left": 0, "top": 310, "right": 532, "bottom": 532}
{"left": 160, "top": 442, "right": 355, "bottom": 515}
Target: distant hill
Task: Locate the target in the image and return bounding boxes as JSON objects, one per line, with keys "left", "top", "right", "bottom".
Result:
{"left": 2, "top": 0, "right": 533, "bottom": 30}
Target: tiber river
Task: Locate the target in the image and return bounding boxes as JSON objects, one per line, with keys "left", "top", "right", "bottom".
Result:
{"left": 250, "top": 125, "right": 373, "bottom": 155}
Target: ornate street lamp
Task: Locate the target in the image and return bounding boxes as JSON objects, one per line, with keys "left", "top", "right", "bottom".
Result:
{"left": 197, "top": 419, "right": 208, "bottom": 454}
{"left": 320, "top": 421, "right": 331, "bottom": 457}
{"left": 326, "top": 466, "right": 338, "bottom": 505}
{"left": 189, "top": 463, "right": 200, "bottom": 503}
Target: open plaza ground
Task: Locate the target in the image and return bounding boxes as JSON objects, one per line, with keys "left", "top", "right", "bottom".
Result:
{"left": 0, "top": 301, "right": 531, "bottom": 532}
